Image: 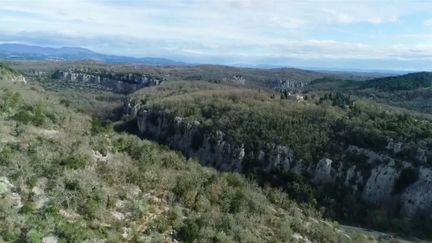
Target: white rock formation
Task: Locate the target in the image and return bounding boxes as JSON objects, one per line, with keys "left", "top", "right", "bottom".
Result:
{"left": 313, "top": 158, "right": 334, "bottom": 184}
{"left": 32, "top": 178, "right": 50, "bottom": 209}
{"left": 42, "top": 235, "right": 58, "bottom": 243}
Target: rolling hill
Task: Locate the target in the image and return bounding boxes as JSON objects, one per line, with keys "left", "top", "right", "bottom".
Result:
{"left": 307, "top": 72, "right": 432, "bottom": 114}
{"left": 0, "top": 43, "right": 183, "bottom": 65}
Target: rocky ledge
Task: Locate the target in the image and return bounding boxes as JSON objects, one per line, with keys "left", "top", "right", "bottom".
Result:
{"left": 52, "top": 68, "right": 163, "bottom": 93}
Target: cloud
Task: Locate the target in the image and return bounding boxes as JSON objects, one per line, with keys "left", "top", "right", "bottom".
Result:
{"left": 269, "top": 16, "right": 307, "bottom": 30}
{"left": 425, "top": 19, "right": 432, "bottom": 26}
{"left": 0, "top": 0, "right": 431, "bottom": 70}
{"left": 322, "top": 8, "right": 399, "bottom": 25}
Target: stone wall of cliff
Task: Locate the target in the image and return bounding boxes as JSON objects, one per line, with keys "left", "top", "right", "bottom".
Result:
{"left": 51, "top": 69, "right": 163, "bottom": 93}
{"left": 124, "top": 105, "right": 432, "bottom": 222}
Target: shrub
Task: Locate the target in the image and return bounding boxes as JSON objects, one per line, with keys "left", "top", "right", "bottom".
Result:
{"left": 60, "top": 99, "right": 71, "bottom": 107}
{"left": 91, "top": 118, "right": 113, "bottom": 135}
{"left": 12, "top": 110, "right": 34, "bottom": 125}
{"left": 59, "top": 157, "right": 87, "bottom": 169}
{"left": 25, "top": 229, "right": 44, "bottom": 243}
{"left": 177, "top": 218, "right": 201, "bottom": 242}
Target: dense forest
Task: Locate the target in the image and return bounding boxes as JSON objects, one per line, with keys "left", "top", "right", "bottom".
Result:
{"left": 307, "top": 72, "right": 432, "bottom": 114}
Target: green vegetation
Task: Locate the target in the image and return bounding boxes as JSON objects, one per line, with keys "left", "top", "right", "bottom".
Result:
{"left": 0, "top": 63, "right": 19, "bottom": 77}
{"left": 134, "top": 82, "right": 432, "bottom": 164}
{"left": 0, "top": 91, "right": 57, "bottom": 126}
{"left": 0, "top": 63, "right": 427, "bottom": 241}
{"left": 307, "top": 72, "right": 432, "bottom": 114}
{"left": 0, "top": 63, "right": 369, "bottom": 243}
{"left": 363, "top": 72, "right": 432, "bottom": 91}
{"left": 132, "top": 81, "right": 432, "bottom": 238}
{"left": 8, "top": 60, "right": 381, "bottom": 92}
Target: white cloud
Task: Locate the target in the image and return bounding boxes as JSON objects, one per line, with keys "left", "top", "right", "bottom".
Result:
{"left": 323, "top": 8, "right": 399, "bottom": 25}
{"left": 425, "top": 19, "right": 432, "bottom": 26}
{"left": 200, "top": 39, "right": 432, "bottom": 60}
{"left": 0, "top": 0, "right": 431, "bottom": 69}
{"left": 269, "top": 16, "right": 307, "bottom": 29}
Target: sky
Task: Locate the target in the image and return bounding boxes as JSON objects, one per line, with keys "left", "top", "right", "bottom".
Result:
{"left": 0, "top": 0, "right": 432, "bottom": 71}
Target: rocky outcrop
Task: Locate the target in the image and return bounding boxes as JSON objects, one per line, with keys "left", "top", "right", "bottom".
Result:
{"left": 10, "top": 75, "right": 27, "bottom": 84}
{"left": 272, "top": 79, "right": 306, "bottom": 92}
{"left": 52, "top": 68, "right": 163, "bottom": 93}
{"left": 130, "top": 109, "right": 432, "bottom": 221}
{"left": 361, "top": 162, "right": 400, "bottom": 207}
{"left": 0, "top": 66, "right": 27, "bottom": 84}
{"left": 123, "top": 99, "right": 141, "bottom": 120}
{"left": 135, "top": 110, "right": 302, "bottom": 173}
{"left": 42, "top": 235, "right": 58, "bottom": 243}
{"left": 222, "top": 75, "right": 246, "bottom": 85}
{"left": 313, "top": 158, "right": 335, "bottom": 184}
{"left": 137, "top": 110, "right": 242, "bottom": 171}
{"left": 399, "top": 168, "right": 432, "bottom": 218}
{"left": 31, "top": 178, "right": 50, "bottom": 209}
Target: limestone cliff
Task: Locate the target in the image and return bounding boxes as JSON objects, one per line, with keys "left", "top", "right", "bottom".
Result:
{"left": 272, "top": 79, "right": 306, "bottom": 92}
{"left": 126, "top": 106, "right": 432, "bottom": 222}
{"left": 51, "top": 68, "right": 163, "bottom": 93}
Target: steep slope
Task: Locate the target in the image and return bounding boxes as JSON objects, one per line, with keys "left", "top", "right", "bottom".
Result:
{"left": 0, "top": 65, "right": 367, "bottom": 242}
{"left": 124, "top": 81, "right": 432, "bottom": 238}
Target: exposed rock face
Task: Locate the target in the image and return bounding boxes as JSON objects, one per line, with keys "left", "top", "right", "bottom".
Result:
{"left": 42, "top": 235, "right": 58, "bottom": 243}
{"left": 222, "top": 75, "right": 246, "bottom": 85}
{"left": 31, "top": 178, "right": 50, "bottom": 209}
{"left": 52, "top": 69, "right": 163, "bottom": 93}
{"left": 400, "top": 168, "right": 432, "bottom": 218}
{"left": 131, "top": 109, "right": 432, "bottom": 221}
{"left": 272, "top": 79, "right": 306, "bottom": 92}
{"left": 386, "top": 139, "right": 403, "bottom": 153}
{"left": 136, "top": 110, "right": 301, "bottom": 173}
{"left": 137, "top": 110, "right": 241, "bottom": 171}
{"left": 11, "top": 75, "right": 27, "bottom": 84}
{"left": 263, "top": 144, "right": 294, "bottom": 172}
{"left": 0, "top": 67, "right": 27, "bottom": 84}
{"left": 313, "top": 158, "right": 335, "bottom": 184}
{"left": 123, "top": 99, "right": 141, "bottom": 120}
{"left": 361, "top": 162, "right": 400, "bottom": 207}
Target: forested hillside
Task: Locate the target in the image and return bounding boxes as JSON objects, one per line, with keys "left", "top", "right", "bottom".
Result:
{"left": 0, "top": 64, "right": 374, "bottom": 242}
{"left": 307, "top": 72, "right": 432, "bottom": 114}
{"left": 125, "top": 81, "right": 432, "bottom": 239}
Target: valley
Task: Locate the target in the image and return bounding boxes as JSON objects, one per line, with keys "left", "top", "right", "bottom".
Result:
{"left": 0, "top": 61, "right": 431, "bottom": 242}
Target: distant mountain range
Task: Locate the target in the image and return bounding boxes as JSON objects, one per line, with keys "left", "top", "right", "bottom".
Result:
{"left": 0, "top": 43, "right": 184, "bottom": 65}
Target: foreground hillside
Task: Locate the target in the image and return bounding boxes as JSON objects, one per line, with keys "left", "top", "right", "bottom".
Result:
{"left": 0, "top": 66, "right": 372, "bottom": 242}
{"left": 125, "top": 81, "right": 432, "bottom": 239}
